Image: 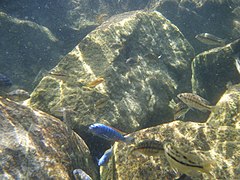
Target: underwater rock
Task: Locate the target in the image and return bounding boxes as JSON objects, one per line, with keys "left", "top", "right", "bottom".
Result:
{"left": 147, "top": 0, "right": 240, "bottom": 53}
{"left": 29, "top": 10, "right": 194, "bottom": 132}
{"left": 0, "top": 11, "right": 62, "bottom": 91}
{"left": 232, "top": 6, "right": 240, "bottom": 39}
{"left": 101, "top": 85, "right": 240, "bottom": 179}
{"left": 207, "top": 83, "right": 240, "bottom": 127}
{"left": 0, "top": 0, "right": 151, "bottom": 55}
{"left": 191, "top": 38, "right": 240, "bottom": 104}
{"left": 0, "top": 97, "right": 97, "bottom": 179}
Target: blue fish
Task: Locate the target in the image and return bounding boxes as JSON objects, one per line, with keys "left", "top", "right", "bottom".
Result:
{"left": 88, "top": 123, "right": 134, "bottom": 143}
{"left": 0, "top": 73, "right": 12, "bottom": 87}
{"left": 73, "top": 169, "right": 92, "bottom": 180}
{"left": 98, "top": 146, "right": 113, "bottom": 166}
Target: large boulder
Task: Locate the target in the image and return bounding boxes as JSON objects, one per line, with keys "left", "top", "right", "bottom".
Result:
{"left": 0, "top": 97, "right": 97, "bottom": 179}
{"left": 148, "top": 0, "right": 240, "bottom": 53}
{"left": 101, "top": 83, "right": 240, "bottom": 179}
{"left": 191, "top": 38, "right": 240, "bottom": 103}
{"left": 0, "top": 12, "right": 61, "bottom": 91}
{"left": 29, "top": 10, "right": 194, "bottom": 132}
{"left": 0, "top": 0, "right": 151, "bottom": 55}
{"left": 2, "top": 0, "right": 151, "bottom": 92}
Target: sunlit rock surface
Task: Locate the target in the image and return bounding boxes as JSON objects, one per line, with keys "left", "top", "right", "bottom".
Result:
{"left": 101, "top": 84, "right": 240, "bottom": 179}
{"left": 191, "top": 38, "right": 240, "bottom": 103}
{"left": 29, "top": 10, "right": 194, "bottom": 132}
{"left": 0, "top": 97, "right": 97, "bottom": 179}
{"left": 207, "top": 83, "right": 240, "bottom": 127}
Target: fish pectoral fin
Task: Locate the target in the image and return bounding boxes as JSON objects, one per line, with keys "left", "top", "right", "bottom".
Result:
{"left": 124, "top": 135, "right": 134, "bottom": 144}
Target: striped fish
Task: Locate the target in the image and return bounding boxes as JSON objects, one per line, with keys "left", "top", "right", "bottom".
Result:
{"left": 164, "top": 142, "right": 214, "bottom": 178}
{"left": 73, "top": 169, "right": 92, "bottom": 180}
{"left": 174, "top": 102, "right": 190, "bottom": 120}
{"left": 131, "top": 139, "right": 164, "bottom": 156}
{"left": 195, "top": 33, "right": 225, "bottom": 46}
{"left": 177, "top": 93, "right": 214, "bottom": 112}
{"left": 89, "top": 123, "right": 134, "bottom": 143}
{"left": 6, "top": 89, "right": 30, "bottom": 102}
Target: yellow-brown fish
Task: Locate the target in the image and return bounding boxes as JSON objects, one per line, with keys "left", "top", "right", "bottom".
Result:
{"left": 164, "top": 142, "right": 214, "bottom": 178}
{"left": 6, "top": 89, "right": 30, "bottom": 102}
{"left": 173, "top": 102, "right": 190, "bottom": 120}
{"left": 96, "top": 13, "right": 108, "bottom": 24}
{"left": 177, "top": 93, "right": 214, "bottom": 112}
{"left": 131, "top": 140, "right": 164, "bottom": 156}
{"left": 86, "top": 77, "right": 105, "bottom": 88}
{"left": 195, "top": 33, "right": 225, "bottom": 46}
{"left": 48, "top": 72, "right": 69, "bottom": 80}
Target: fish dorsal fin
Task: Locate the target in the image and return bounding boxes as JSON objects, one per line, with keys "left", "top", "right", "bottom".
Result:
{"left": 109, "top": 125, "right": 126, "bottom": 135}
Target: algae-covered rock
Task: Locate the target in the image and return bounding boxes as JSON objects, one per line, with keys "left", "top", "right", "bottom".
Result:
{"left": 29, "top": 10, "right": 194, "bottom": 132}
{"left": 191, "top": 38, "right": 240, "bottom": 103}
{"left": 101, "top": 84, "right": 240, "bottom": 179}
{"left": 148, "top": 0, "right": 239, "bottom": 53}
{"left": 207, "top": 83, "right": 240, "bottom": 127}
{"left": 0, "top": 0, "right": 151, "bottom": 55}
{"left": 0, "top": 12, "right": 61, "bottom": 91}
{"left": 0, "top": 97, "right": 97, "bottom": 179}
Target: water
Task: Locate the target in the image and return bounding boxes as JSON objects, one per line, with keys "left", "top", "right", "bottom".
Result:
{"left": 0, "top": 0, "right": 240, "bottom": 179}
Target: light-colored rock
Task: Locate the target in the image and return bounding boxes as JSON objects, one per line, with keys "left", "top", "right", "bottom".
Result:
{"left": 207, "top": 83, "right": 240, "bottom": 127}
{"left": 29, "top": 10, "right": 194, "bottom": 132}
{"left": 101, "top": 83, "right": 240, "bottom": 179}
{"left": 0, "top": 97, "right": 97, "bottom": 179}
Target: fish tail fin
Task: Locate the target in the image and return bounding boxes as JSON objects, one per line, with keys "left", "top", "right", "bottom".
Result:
{"left": 123, "top": 135, "right": 134, "bottom": 144}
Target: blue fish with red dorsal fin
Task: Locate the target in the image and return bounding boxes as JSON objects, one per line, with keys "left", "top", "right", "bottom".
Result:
{"left": 89, "top": 123, "right": 134, "bottom": 143}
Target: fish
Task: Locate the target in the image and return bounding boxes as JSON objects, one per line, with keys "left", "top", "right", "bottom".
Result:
{"left": 48, "top": 71, "right": 69, "bottom": 81}
{"left": 33, "top": 69, "right": 68, "bottom": 84}
{"left": 130, "top": 139, "right": 164, "bottom": 156}
{"left": 94, "top": 97, "right": 108, "bottom": 109}
{"left": 85, "top": 77, "right": 105, "bottom": 88}
{"left": 195, "top": 33, "right": 225, "bottom": 46}
{"left": 73, "top": 169, "right": 92, "bottom": 180}
{"left": 234, "top": 54, "right": 240, "bottom": 75}
{"left": 98, "top": 146, "right": 113, "bottom": 166}
{"left": 6, "top": 89, "right": 30, "bottom": 102}
{"left": 0, "top": 73, "right": 12, "bottom": 87}
{"left": 174, "top": 102, "right": 190, "bottom": 120}
{"left": 51, "top": 107, "right": 76, "bottom": 136}
{"left": 125, "top": 57, "right": 137, "bottom": 65}
{"left": 164, "top": 142, "right": 214, "bottom": 178}
{"left": 96, "top": 13, "right": 108, "bottom": 24}
{"left": 88, "top": 123, "right": 134, "bottom": 143}
{"left": 32, "top": 68, "right": 48, "bottom": 84}
{"left": 177, "top": 93, "right": 214, "bottom": 112}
